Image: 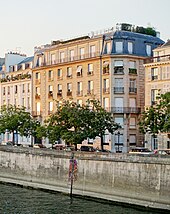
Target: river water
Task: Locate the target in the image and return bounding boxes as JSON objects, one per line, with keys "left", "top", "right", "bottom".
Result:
{"left": 0, "top": 183, "right": 164, "bottom": 214}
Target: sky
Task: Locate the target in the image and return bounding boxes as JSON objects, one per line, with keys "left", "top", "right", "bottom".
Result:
{"left": 0, "top": 0, "right": 169, "bottom": 57}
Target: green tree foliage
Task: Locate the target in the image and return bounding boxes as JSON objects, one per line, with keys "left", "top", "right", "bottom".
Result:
{"left": 0, "top": 105, "right": 40, "bottom": 144}
{"left": 42, "top": 99, "right": 119, "bottom": 149}
{"left": 139, "top": 92, "right": 170, "bottom": 136}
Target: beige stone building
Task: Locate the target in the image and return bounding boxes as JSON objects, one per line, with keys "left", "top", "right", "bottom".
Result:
{"left": 32, "top": 28, "right": 163, "bottom": 152}
{"left": 0, "top": 56, "right": 33, "bottom": 145}
{"left": 144, "top": 40, "right": 170, "bottom": 150}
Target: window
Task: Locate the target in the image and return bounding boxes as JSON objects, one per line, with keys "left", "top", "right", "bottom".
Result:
{"left": 69, "top": 50, "right": 74, "bottom": 61}
{"left": 105, "top": 42, "right": 111, "bottom": 54}
{"left": 129, "top": 135, "right": 136, "bottom": 146}
{"left": 129, "top": 98, "right": 136, "bottom": 107}
{"left": 151, "top": 89, "right": 159, "bottom": 105}
{"left": 51, "top": 54, "right": 55, "bottom": 64}
{"left": 80, "top": 48, "right": 85, "bottom": 59}
{"left": 114, "top": 60, "right": 124, "bottom": 74}
{"left": 146, "top": 44, "right": 151, "bottom": 56}
{"left": 77, "top": 65, "right": 83, "bottom": 77}
{"left": 129, "top": 61, "right": 136, "bottom": 68}
{"left": 103, "top": 61, "right": 109, "bottom": 74}
{"left": 77, "top": 82, "right": 83, "bottom": 96}
{"left": 60, "top": 52, "right": 65, "bottom": 63}
{"left": 36, "top": 102, "right": 41, "bottom": 115}
{"left": 115, "top": 41, "right": 123, "bottom": 53}
{"left": 128, "top": 42, "right": 133, "bottom": 54}
{"left": 57, "top": 69, "right": 62, "bottom": 79}
{"left": 103, "top": 79, "right": 109, "bottom": 93}
{"left": 3, "top": 87, "right": 5, "bottom": 95}
{"left": 87, "top": 80, "right": 93, "bottom": 94}
{"left": 28, "top": 83, "right": 30, "bottom": 93}
{"left": 35, "top": 72, "right": 40, "bottom": 79}
{"left": 151, "top": 135, "right": 158, "bottom": 150}
{"left": 151, "top": 67, "right": 158, "bottom": 80}
{"left": 48, "top": 70, "right": 53, "bottom": 80}
{"left": 129, "top": 79, "right": 137, "bottom": 93}
{"left": 129, "top": 118, "right": 136, "bottom": 129}
{"left": 114, "top": 78, "right": 124, "bottom": 93}
{"left": 22, "top": 84, "right": 25, "bottom": 93}
{"left": 103, "top": 97, "right": 109, "bottom": 110}
{"left": 114, "top": 132, "right": 123, "bottom": 152}
{"left": 90, "top": 45, "right": 95, "bottom": 57}
{"left": 14, "top": 85, "right": 18, "bottom": 94}
{"left": 27, "top": 97, "right": 30, "bottom": 109}
{"left": 115, "top": 117, "right": 124, "bottom": 127}
{"left": 88, "top": 64, "right": 93, "bottom": 74}
{"left": 49, "top": 102, "right": 53, "bottom": 112}
{"left": 22, "top": 98, "right": 25, "bottom": 107}
{"left": 77, "top": 99, "right": 83, "bottom": 106}
{"left": 67, "top": 67, "right": 72, "bottom": 78}
{"left": 7, "top": 86, "right": 10, "bottom": 95}
{"left": 49, "top": 85, "right": 53, "bottom": 93}
{"left": 58, "top": 84, "right": 62, "bottom": 92}
{"left": 36, "top": 87, "right": 40, "bottom": 96}
{"left": 67, "top": 83, "right": 72, "bottom": 91}
{"left": 38, "top": 57, "right": 42, "bottom": 66}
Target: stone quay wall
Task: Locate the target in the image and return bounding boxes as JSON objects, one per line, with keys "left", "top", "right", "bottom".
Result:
{"left": 0, "top": 146, "right": 170, "bottom": 211}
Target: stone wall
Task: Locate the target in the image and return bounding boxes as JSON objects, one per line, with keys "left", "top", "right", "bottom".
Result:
{"left": 0, "top": 146, "right": 170, "bottom": 211}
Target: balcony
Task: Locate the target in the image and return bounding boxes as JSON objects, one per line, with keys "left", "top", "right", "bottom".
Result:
{"left": 35, "top": 94, "right": 40, "bottom": 100}
{"left": 67, "top": 74, "right": 72, "bottom": 79}
{"left": 144, "top": 54, "right": 170, "bottom": 64}
{"left": 87, "top": 71, "right": 93, "bottom": 76}
{"left": 114, "top": 87, "right": 124, "bottom": 94}
{"left": 87, "top": 89, "right": 94, "bottom": 95}
{"left": 77, "top": 90, "right": 83, "bottom": 96}
{"left": 77, "top": 72, "right": 83, "bottom": 77}
{"left": 48, "top": 110, "right": 53, "bottom": 115}
{"left": 111, "top": 107, "right": 141, "bottom": 114}
{"left": 114, "top": 67, "right": 124, "bottom": 74}
{"left": 57, "top": 76, "right": 63, "bottom": 80}
{"left": 151, "top": 101, "right": 157, "bottom": 105}
{"left": 129, "top": 68, "right": 137, "bottom": 75}
{"left": 57, "top": 91, "right": 62, "bottom": 98}
{"left": 34, "top": 52, "right": 101, "bottom": 68}
{"left": 32, "top": 111, "right": 42, "bottom": 117}
{"left": 151, "top": 75, "right": 158, "bottom": 80}
{"left": 35, "top": 79, "right": 41, "bottom": 85}
{"left": 103, "top": 88, "right": 110, "bottom": 94}
{"left": 48, "top": 91, "right": 53, "bottom": 98}
{"left": 129, "top": 87, "right": 137, "bottom": 93}
{"left": 67, "top": 91, "right": 72, "bottom": 97}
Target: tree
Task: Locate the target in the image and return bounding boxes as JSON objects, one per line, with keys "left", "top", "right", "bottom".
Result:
{"left": 0, "top": 105, "right": 40, "bottom": 145}
{"left": 44, "top": 99, "right": 119, "bottom": 150}
{"left": 139, "top": 92, "right": 170, "bottom": 137}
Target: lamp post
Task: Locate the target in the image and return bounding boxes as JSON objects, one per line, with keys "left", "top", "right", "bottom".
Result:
{"left": 117, "top": 131, "right": 120, "bottom": 153}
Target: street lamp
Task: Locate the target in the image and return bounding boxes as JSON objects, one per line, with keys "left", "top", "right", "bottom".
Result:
{"left": 117, "top": 131, "right": 120, "bottom": 153}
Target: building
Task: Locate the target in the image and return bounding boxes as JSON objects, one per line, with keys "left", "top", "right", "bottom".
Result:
{"left": 32, "top": 25, "right": 164, "bottom": 152}
{"left": 144, "top": 40, "right": 170, "bottom": 150}
{"left": 0, "top": 55, "right": 33, "bottom": 145}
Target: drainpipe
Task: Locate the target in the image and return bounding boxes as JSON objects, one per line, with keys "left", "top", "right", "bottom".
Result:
{"left": 99, "top": 35, "right": 105, "bottom": 104}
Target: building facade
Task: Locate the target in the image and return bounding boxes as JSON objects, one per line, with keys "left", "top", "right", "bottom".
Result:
{"left": 0, "top": 55, "right": 33, "bottom": 145}
{"left": 144, "top": 40, "right": 170, "bottom": 150}
{"left": 32, "top": 28, "right": 163, "bottom": 152}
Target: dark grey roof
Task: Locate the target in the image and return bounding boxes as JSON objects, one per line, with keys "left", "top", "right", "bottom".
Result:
{"left": 18, "top": 56, "right": 33, "bottom": 65}
{"left": 161, "top": 40, "right": 170, "bottom": 47}
{"left": 0, "top": 58, "right": 5, "bottom": 66}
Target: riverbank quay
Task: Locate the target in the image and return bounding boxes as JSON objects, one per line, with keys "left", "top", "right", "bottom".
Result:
{"left": 0, "top": 146, "right": 170, "bottom": 212}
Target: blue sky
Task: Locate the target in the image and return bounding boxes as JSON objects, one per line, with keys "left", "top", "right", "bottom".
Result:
{"left": 0, "top": 0, "right": 169, "bottom": 57}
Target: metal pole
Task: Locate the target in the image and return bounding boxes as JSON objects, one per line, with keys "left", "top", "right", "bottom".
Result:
{"left": 70, "top": 152, "right": 74, "bottom": 198}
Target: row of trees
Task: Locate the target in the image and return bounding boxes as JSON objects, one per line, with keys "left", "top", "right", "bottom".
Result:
{"left": 0, "top": 99, "right": 120, "bottom": 149}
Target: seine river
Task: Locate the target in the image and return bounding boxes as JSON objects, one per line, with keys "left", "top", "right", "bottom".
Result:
{"left": 0, "top": 183, "right": 164, "bottom": 214}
